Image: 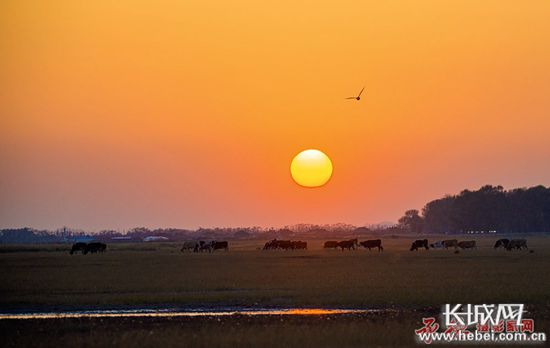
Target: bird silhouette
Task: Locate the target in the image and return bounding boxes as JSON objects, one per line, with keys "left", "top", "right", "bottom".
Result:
{"left": 345, "top": 87, "right": 365, "bottom": 101}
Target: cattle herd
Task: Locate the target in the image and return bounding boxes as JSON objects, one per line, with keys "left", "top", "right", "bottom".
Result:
{"left": 322, "top": 239, "right": 384, "bottom": 251}
{"left": 263, "top": 240, "right": 307, "bottom": 250}
{"left": 414, "top": 238, "right": 529, "bottom": 251}
{"left": 415, "top": 239, "right": 477, "bottom": 251}
{"left": 68, "top": 237, "right": 531, "bottom": 255}
{"left": 180, "top": 240, "right": 229, "bottom": 252}
{"left": 69, "top": 242, "right": 107, "bottom": 255}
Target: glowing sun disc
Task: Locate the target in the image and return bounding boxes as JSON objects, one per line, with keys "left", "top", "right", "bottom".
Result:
{"left": 290, "top": 149, "right": 333, "bottom": 187}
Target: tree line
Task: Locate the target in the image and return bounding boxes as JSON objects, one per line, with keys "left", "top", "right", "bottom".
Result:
{"left": 2, "top": 185, "right": 549, "bottom": 243}
{"left": 0, "top": 224, "right": 364, "bottom": 244}
{"left": 399, "top": 185, "right": 550, "bottom": 234}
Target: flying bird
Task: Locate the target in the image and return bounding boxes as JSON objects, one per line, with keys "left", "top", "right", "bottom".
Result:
{"left": 345, "top": 87, "right": 365, "bottom": 101}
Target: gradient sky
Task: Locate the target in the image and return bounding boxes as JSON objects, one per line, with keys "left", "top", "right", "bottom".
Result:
{"left": 1, "top": 1, "right": 549, "bottom": 231}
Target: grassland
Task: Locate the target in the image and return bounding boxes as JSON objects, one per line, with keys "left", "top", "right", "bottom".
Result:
{"left": 1, "top": 236, "right": 549, "bottom": 347}
{"left": 1, "top": 236, "right": 549, "bottom": 311}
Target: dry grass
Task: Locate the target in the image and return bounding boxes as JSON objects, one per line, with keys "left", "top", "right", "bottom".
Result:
{"left": 0, "top": 314, "right": 421, "bottom": 348}
{"left": 1, "top": 237, "right": 550, "bottom": 347}
{"left": 1, "top": 236, "right": 549, "bottom": 312}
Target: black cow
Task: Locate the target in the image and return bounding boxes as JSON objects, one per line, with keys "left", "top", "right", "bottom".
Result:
{"left": 85, "top": 242, "right": 107, "bottom": 254}
{"left": 211, "top": 241, "right": 229, "bottom": 252}
{"left": 70, "top": 242, "right": 87, "bottom": 255}
{"left": 494, "top": 239, "right": 510, "bottom": 249}
{"left": 410, "top": 239, "right": 429, "bottom": 251}
{"left": 360, "top": 239, "right": 383, "bottom": 252}
{"left": 506, "top": 239, "right": 528, "bottom": 251}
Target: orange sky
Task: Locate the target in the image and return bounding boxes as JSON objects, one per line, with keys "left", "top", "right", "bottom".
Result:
{"left": 1, "top": 1, "right": 549, "bottom": 230}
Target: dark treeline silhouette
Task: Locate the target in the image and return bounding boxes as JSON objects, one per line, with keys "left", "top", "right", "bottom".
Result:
{"left": 0, "top": 224, "right": 378, "bottom": 244}
{"left": 399, "top": 185, "right": 550, "bottom": 234}
{"left": 2, "top": 185, "right": 548, "bottom": 243}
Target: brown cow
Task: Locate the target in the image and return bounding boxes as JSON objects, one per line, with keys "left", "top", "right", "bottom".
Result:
{"left": 263, "top": 240, "right": 293, "bottom": 250}
{"left": 263, "top": 240, "right": 278, "bottom": 250}
{"left": 324, "top": 241, "right": 339, "bottom": 249}
{"left": 359, "top": 239, "right": 383, "bottom": 252}
{"left": 276, "top": 240, "right": 293, "bottom": 250}
{"left": 337, "top": 240, "right": 356, "bottom": 251}
{"left": 292, "top": 241, "right": 307, "bottom": 250}
{"left": 458, "top": 240, "right": 476, "bottom": 250}
{"left": 443, "top": 239, "right": 458, "bottom": 249}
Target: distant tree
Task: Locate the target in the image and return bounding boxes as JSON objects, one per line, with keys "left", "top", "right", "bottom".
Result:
{"left": 398, "top": 209, "right": 424, "bottom": 233}
{"left": 422, "top": 195, "right": 454, "bottom": 233}
{"left": 418, "top": 185, "right": 550, "bottom": 234}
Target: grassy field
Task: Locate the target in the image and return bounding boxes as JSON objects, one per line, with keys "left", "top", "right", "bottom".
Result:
{"left": 1, "top": 236, "right": 549, "bottom": 347}
{"left": 1, "top": 236, "right": 549, "bottom": 311}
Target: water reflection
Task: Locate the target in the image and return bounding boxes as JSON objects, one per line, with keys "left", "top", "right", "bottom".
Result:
{"left": 0, "top": 308, "right": 371, "bottom": 320}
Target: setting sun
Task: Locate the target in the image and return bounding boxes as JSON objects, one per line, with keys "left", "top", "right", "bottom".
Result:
{"left": 290, "top": 149, "right": 333, "bottom": 188}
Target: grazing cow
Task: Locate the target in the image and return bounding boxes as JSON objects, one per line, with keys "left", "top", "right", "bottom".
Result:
{"left": 70, "top": 242, "right": 87, "bottom": 255}
{"left": 494, "top": 239, "right": 510, "bottom": 249}
{"left": 277, "top": 240, "right": 292, "bottom": 250}
{"left": 84, "top": 242, "right": 106, "bottom": 254}
{"left": 263, "top": 240, "right": 277, "bottom": 250}
{"left": 506, "top": 239, "right": 528, "bottom": 251}
{"left": 337, "top": 240, "right": 356, "bottom": 251}
{"left": 458, "top": 241, "right": 476, "bottom": 250}
{"left": 201, "top": 241, "right": 213, "bottom": 252}
{"left": 181, "top": 241, "right": 198, "bottom": 252}
{"left": 194, "top": 241, "right": 212, "bottom": 253}
{"left": 292, "top": 241, "right": 307, "bottom": 250}
{"left": 211, "top": 241, "right": 229, "bottom": 252}
{"left": 429, "top": 241, "right": 445, "bottom": 249}
{"left": 443, "top": 239, "right": 458, "bottom": 249}
{"left": 360, "top": 239, "right": 383, "bottom": 252}
{"left": 324, "top": 241, "right": 339, "bottom": 249}
{"left": 264, "top": 239, "right": 281, "bottom": 250}
{"left": 410, "top": 239, "right": 429, "bottom": 251}
{"left": 263, "top": 239, "right": 293, "bottom": 250}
